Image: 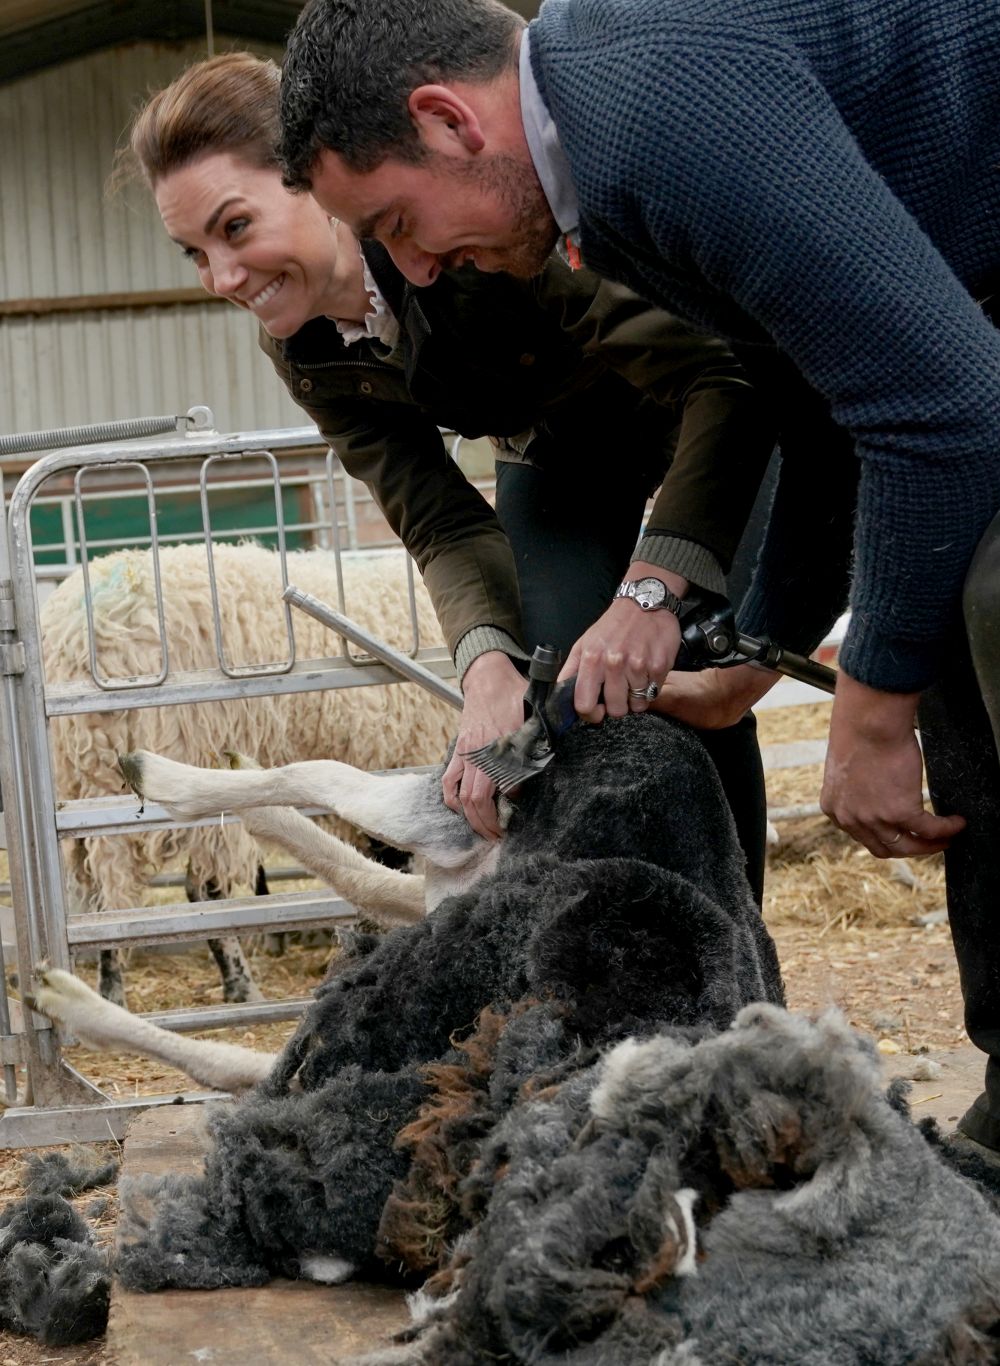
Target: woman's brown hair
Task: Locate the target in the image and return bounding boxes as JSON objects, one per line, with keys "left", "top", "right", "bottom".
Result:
{"left": 122, "top": 52, "right": 281, "bottom": 188}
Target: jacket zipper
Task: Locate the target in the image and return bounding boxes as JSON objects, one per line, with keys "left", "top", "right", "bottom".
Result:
{"left": 293, "top": 357, "right": 388, "bottom": 372}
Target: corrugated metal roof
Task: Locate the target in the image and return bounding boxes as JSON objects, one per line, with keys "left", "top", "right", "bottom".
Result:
{"left": 0, "top": 0, "right": 540, "bottom": 84}
{"left": 0, "top": 1, "right": 302, "bottom": 84}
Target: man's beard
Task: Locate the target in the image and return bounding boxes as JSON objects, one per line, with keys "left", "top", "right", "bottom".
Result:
{"left": 444, "top": 152, "right": 560, "bottom": 277}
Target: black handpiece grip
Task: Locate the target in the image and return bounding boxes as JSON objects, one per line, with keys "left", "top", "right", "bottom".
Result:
{"left": 524, "top": 644, "right": 565, "bottom": 747}
{"left": 527, "top": 643, "right": 562, "bottom": 683}
{"left": 676, "top": 588, "right": 739, "bottom": 670}
{"left": 541, "top": 677, "right": 582, "bottom": 738}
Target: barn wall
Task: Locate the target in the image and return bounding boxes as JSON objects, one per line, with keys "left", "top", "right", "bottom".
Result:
{"left": 0, "top": 38, "right": 306, "bottom": 437}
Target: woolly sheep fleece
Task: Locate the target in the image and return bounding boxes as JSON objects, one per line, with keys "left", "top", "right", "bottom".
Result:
{"left": 109, "top": 715, "right": 1000, "bottom": 1363}
{"left": 41, "top": 544, "right": 454, "bottom": 915}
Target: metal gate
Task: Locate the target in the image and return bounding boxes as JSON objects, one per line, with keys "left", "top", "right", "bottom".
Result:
{"left": 0, "top": 417, "right": 461, "bottom": 1145}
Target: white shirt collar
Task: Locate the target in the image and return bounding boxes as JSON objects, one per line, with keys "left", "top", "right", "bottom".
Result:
{"left": 333, "top": 242, "right": 401, "bottom": 349}
{"left": 518, "top": 27, "right": 580, "bottom": 236}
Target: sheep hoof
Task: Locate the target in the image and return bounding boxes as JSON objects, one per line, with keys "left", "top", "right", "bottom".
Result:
{"left": 27, "top": 964, "right": 95, "bottom": 1036}
{"left": 117, "top": 752, "right": 145, "bottom": 799}
{"left": 26, "top": 964, "right": 112, "bottom": 1051}
{"left": 222, "top": 981, "right": 266, "bottom": 1004}
{"left": 299, "top": 1254, "right": 357, "bottom": 1284}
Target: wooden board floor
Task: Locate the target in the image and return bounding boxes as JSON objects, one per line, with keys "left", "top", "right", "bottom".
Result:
{"left": 882, "top": 1042, "right": 984, "bottom": 1132}
{"left": 107, "top": 1104, "right": 410, "bottom": 1365}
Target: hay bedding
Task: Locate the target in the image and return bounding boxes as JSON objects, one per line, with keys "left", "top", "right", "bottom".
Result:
{"left": 757, "top": 700, "right": 959, "bottom": 1054}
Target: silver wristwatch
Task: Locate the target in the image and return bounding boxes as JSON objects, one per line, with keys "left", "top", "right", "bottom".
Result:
{"left": 613, "top": 576, "right": 683, "bottom": 615}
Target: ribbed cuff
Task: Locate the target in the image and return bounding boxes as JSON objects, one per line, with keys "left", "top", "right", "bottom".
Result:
{"left": 454, "top": 626, "right": 530, "bottom": 684}
{"left": 837, "top": 627, "right": 937, "bottom": 695}
{"left": 635, "top": 534, "right": 726, "bottom": 596}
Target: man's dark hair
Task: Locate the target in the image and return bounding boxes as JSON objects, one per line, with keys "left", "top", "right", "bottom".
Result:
{"left": 279, "top": 0, "right": 524, "bottom": 188}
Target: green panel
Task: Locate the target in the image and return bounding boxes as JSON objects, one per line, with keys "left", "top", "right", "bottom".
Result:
{"left": 30, "top": 483, "right": 311, "bottom": 565}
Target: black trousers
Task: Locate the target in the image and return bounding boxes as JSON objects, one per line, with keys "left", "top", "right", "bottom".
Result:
{"left": 494, "top": 458, "right": 769, "bottom": 905}
{"left": 922, "top": 507, "right": 1000, "bottom": 1148}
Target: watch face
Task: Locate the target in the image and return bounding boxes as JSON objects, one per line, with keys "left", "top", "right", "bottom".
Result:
{"left": 633, "top": 577, "right": 666, "bottom": 609}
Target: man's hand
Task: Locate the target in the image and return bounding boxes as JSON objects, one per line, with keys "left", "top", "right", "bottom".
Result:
{"left": 560, "top": 562, "right": 687, "bottom": 720}
{"left": 443, "top": 651, "right": 526, "bottom": 840}
{"left": 821, "top": 672, "right": 965, "bottom": 857}
{"left": 651, "top": 663, "right": 778, "bottom": 729}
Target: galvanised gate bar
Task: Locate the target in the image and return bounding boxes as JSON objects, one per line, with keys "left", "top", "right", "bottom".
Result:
{"left": 0, "top": 412, "right": 461, "bottom": 1145}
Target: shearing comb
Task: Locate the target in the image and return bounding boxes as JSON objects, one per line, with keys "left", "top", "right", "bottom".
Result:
{"left": 462, "top": 644, "right": 578, "bottom": 794}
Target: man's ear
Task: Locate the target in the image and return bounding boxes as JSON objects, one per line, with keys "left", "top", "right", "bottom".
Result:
{"left": 408, "top": 84, "right": 486, "bottom": 156}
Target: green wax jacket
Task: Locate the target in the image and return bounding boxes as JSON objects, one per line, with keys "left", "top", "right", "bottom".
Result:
{"left": 259, "top": 244, "right": 774, "bottom": 674}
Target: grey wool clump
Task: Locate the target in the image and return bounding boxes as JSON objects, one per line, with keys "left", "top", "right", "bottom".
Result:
{"left": 0, "top": 1149, "right": 118, "bottom": 1347}
{"left": 116, "top": 715, "right": 782, "bottom": 1296}
{"left": 118, "top": 1066, "right": 429, "bottom": 1289}
{"left": 0, "top": 1193, "right": 109, "bottom": 1346}
{"left": 388, "top": 1008, "right": 1000, "bottom": 1366}
{"left": 24, "top": 1148, "right": 119, "bottom": 1197}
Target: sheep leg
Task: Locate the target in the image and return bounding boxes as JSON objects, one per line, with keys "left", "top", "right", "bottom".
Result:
{"left": 185, "top": 870, "right": 264, "bottom": 1005}
{"left": 28, "top": 965, "right": 275, "bottom": 1092}
{"left": 121, "top": 751, "right": 479, "bottom": 869}
{"left": 206, "top": 936, "right": 262, "bottom": 1004}
{"left": 255, "top": 865, "right": 287, "bottom": 956}
{"left": 98, "top": 949, "right": 126, "bottom": 1008}
{"left": 65, "top": 841, "right": 129, "bottom": 1008}
{"left": 239, "top": 805, "right": 425, "bottom": 924}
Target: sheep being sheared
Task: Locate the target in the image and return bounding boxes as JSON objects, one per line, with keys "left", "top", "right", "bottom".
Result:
{"left": 30, "top": 753, "right": 487, "bottom": 1091}
{"left": 41, "top": 542, "right": 454, "bottom": 1005}
{"left": 109, "top": 713, "right": 784, "bottom": 1291}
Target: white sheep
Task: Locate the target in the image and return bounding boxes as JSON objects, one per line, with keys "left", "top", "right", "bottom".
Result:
{"left": 40, "top": 542, "right": 457, "bottom": 1006}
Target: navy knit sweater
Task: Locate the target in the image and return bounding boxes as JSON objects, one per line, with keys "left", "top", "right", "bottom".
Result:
{"left": 530, "top": 0, "right": 1000, "bottom": 691}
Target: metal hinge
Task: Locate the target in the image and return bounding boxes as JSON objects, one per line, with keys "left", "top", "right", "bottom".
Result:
{"left": 0, "top": 642, "right": 25, "bottom": 676}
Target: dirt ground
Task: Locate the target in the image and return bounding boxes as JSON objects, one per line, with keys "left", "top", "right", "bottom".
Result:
{"left": 759, "top": 701, "right": 960, "bottom": 1054}
{"left": 0, "top": 700, "right": 969, "bottom": 1363}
